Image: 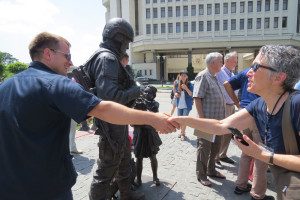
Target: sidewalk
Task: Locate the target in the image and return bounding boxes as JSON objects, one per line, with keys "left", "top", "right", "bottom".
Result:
{"left": 71, "top": 93, "right": 276, "bottom": 200}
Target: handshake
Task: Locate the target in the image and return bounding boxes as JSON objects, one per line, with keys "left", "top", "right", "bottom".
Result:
{"left": 148, "top": 113, "right": 182, "bottom": 134}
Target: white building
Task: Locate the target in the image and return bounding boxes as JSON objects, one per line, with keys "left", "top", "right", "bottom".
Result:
{"left": 102, "top": 0, "right": 300, "bottom": 81}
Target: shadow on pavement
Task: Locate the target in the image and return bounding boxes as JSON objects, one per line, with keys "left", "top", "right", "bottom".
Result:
{"left": 72, "top": 154, "right": 95, "bottom": 175}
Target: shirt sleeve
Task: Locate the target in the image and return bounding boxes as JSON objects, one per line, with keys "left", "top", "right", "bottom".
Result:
{"left": 193, "top": 74, "right": 208, "bottom": 98}
{"left": 46, "top": 76, "right": 101, "bottom": 123}
{"left": 228, "top": 72, "right": 243, "bottom": 91}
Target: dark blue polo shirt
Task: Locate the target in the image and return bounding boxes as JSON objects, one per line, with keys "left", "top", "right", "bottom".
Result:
{"left": 246, "top": 92, "right": 300, "bottom": 154}
{"left": 228, "top": 68, "right": 259, "bottom": 108}
{"left": 0, "top": 61, "right": 101, "bottom": 200}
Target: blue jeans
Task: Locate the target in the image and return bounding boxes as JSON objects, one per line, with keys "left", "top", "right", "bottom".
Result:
{"left": 177, "top": 108, "right": 190, "bottom": 116}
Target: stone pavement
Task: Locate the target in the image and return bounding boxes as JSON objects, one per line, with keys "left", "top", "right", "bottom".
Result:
{"left": 71, "top": 92, "right": 276, "bottom": 200}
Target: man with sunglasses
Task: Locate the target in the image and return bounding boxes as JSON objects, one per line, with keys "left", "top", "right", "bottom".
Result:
{"left": 0, "top": 32, "right": 178, "bottom": 200}
{"left": 170, "top": 45, "right": 300, "bottom": 200}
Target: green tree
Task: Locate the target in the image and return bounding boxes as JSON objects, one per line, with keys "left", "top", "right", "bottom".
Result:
{"left": 0, "top": 51, "right": 18, "bottom": 65}
{"left": 7, "top": 62, "right": 28, "bottom": 74}
{"left": 186, "top": 63, "right": 195, "bottom": 80}
{"left": 0, "top": 63, "right": 5, "bottom": 81}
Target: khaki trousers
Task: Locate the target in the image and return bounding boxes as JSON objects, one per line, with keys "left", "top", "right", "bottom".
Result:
{"left": 235, "top": 128, "right": 268, "bottom": 199}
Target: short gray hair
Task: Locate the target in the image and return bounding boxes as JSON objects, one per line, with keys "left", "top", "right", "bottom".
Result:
{"left": 224, "top": 51, "right": 237, "bottom": 61}
{"left": 205, "top": 52, "right": 223, "bottom": 66}
{"left": 259, "top": 45, "right": 300, "bottom": 91}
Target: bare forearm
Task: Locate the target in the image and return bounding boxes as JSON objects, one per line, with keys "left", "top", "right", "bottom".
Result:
{"left": 88, "top": 101, "right": 157, "bottom": 126}
{"left": 175, "top": 116, "right": 229, "bottom": 135}
{"left": 194, "top": 98, "right": 204, "bottom": 117}
{"left": 224, "top": 81, "right": 240, "bottom": 108}
{"left": 258, "top": 153, "right": 300, "bottom": 173}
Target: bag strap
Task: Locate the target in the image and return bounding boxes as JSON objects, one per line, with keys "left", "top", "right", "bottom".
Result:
{"left": 282, "top": 92, "right": 299, "bottom": 154}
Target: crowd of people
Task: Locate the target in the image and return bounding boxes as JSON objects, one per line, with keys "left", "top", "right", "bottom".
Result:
{"left": 0, "top": 17, "right": 300, "bottom": 200}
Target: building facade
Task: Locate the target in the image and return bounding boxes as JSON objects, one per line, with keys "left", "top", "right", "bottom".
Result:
{"left": 102, "top": 0, "right": 300, "bottom": 81}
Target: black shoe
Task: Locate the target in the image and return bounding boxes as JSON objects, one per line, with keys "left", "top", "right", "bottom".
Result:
{"left": 234, "top": 183, "right": 252, "bottom": 195}
{"left": 215, "top": 161, "right": 224, "bottom": 169}
{"left": 220, "top": 157, "right": 235, "bottom": 164}
{"left": 153, "top": 178, "right": 160, "bottom": 186}
{"left": 251, "top": 195, "right": 275, "bottom": 200}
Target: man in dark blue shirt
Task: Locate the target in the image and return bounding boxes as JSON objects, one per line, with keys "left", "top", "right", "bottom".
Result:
{"left": 0, "top": 32, "right": 177, "bottom": 200}
{"left": 171, "top": 45, "right": 300, "bottom": 200}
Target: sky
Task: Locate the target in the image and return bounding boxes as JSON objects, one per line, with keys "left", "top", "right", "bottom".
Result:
{"left": 0, "top": 0, "right": 106, "bottom": 66}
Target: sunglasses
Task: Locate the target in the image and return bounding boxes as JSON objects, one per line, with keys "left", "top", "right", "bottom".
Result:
{"left": 251, "top": 63, "right": 278, "bottom": 72}
{"left": 50, "top": 49, "right": 71, "bottom": 61}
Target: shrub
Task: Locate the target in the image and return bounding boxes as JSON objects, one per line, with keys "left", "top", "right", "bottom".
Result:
{"left": 7, "top": 62, "right": 28, "bottom": 74}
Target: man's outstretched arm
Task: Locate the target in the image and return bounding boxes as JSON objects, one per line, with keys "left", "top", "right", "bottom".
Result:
{"left": 88, "top": 101, "right": 179, "bottom": 134}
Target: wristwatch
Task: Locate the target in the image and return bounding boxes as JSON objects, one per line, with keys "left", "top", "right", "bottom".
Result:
{"left": 269, "top": 152, "right": 274, "bottom": 165}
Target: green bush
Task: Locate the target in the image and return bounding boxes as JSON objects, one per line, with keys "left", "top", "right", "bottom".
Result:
{"left": 7, "top": 62, "right": 28, "bottom": 74}
{"left": 0, "top": 63, "right": 5, "bottom": 81}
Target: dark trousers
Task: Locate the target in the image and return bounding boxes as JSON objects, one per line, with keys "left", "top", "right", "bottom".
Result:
{"left": 53, "top": 189, "right": 73, "bottom": 200}
{"left": 89, "top": 134, "right": 131, "bottom": 200}
{"left": 196, "top": 136, "right": 221, "bottom": 180}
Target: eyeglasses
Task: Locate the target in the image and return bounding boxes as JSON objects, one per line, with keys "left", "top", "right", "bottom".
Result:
{"left": 50, "top": 48, "right": 71, "bottom": 61}
{"left": 251, "top": 63, "right": 278, "bottom": 72}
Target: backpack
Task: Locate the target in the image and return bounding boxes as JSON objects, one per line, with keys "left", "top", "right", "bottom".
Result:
{"left": 69, "top": 49, "right": 112, "bottom": 92}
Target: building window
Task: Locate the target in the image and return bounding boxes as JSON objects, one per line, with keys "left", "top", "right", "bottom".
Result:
{"left": 168, "top": 23, "right": 173, "bottom": 33}
{"left": 283, "top": 0, "right": 288, "bottom": 10}
{"left": 176, "top": 6, "right": 180, "bottom": 17}
{"left": 223, "top": 3, "right": 228, "bottom": 14}
{"left": 240, "top": 2, "right": 245, "bottom": 13}
{"left": 153, "top": 0, "right": 157, "bottom": 3}
{"left": 161, "top": 0, "right": 165, "bottom": 2}
{"left": 199, "top": 21, "right": 204, "bottom": 31}
{"left": 274, "top": 0, "right": 279, "bottom": 11}
{"left": 176, "top": 22, "right": 181, "bottom": 33}
{"left": 248, "top": 18, "right": 253, "bottom": 29}
{"left": 146, "top": 24, "right": 151, "bottom": 34}
{"left": 274, "top": 17, "right": 279, "bottom": 28}
{"left": 231, "top": 19, "right": 236, "bottom": 30}
{"left": 150, "top": 69, "right": 152, "bottom": 75}
{"left": 240, "top": 19, "right": 244, "bottom": 30}
{"left": 257, "top": 1, "right": 261, "bottom": 12}
{"left": 231, "top": 2, "right": 236, "bottom": 13}
{"left": 282, "top": 17, "right": 287, "bottom": 28}
{"left": 207, "top": 4, "right": 212, "bottom": 15}
{"left": 176, "top": 0, "right": 180, "bottom": 1}
{"left": 153, "top": 24, "right": 158, "bottom": 34}
{"left": 215, "top": 20, "right": 220, "bottom": 31}
{"left": 146, "top": 8, "right": 150, "bottom": 19}
{"left": 265, "top": 0, "right": 270, "bottom": 11}
{"left": 183, "top": 6, "right": 188, "bottom": 16}
{"left": 248, "top": 1, "right": 253, "bottom": 13}
{"left": 191, "top": 5, "right": 196, "bottom": 16}
{"left": 144, "top": 70, "right": 147, "bottom": 75}
{"left": 223, "top": 20, "right": 228, "bottom": 30}
{"left": 161, "top": 23, "right": 166, "bottom": 33}
{"left": 161, "top": 7, "right": 165, "bottom": 18}
{"left": 168, "top": 0, "right": 172, "bottom": 2}
{"left": 264, "top": 17, "right": 270, "bottom": 29}
{"left": 183, "top": 22, "right": 188, "bottom": 32}
{"left": 199, "top": 4, "right": 204, "bottom": 15}
{"left": 168, "top": 6, "right": 173, "bottom": 17}
{"left": 146, "top": 0, "right": 150, "bottom": 4}
{"left": 215, "top": 3, "right": 220, "bottom": 14}
{"left": 191, "top": 21, "right": 196, "bottom": 32}
{"left": 153, "top": 8, "right": 158, "bottom": 18}
{"left": 207, "top": 21, "right": 212, "bottom": 31}
{"left": 256, "top": 18, "right": 261, "bottom": 29}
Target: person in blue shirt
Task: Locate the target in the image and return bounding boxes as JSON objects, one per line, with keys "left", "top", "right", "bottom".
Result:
{"left": 171, "top": 45, "right": 300, "bottom": 200}
{"left": 0, "top": 32, "right": 177, "bottom": 200}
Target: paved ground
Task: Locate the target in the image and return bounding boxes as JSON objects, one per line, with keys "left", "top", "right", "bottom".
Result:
{"left": 71, "top": 91, "right": 276, "bottom": 200}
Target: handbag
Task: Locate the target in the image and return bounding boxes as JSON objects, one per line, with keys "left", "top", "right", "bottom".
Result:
{"left": 270, "top": 92, "right": 300, "bottom": 200}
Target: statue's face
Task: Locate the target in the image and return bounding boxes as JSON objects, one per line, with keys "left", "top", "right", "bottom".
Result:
{"left": 144, "top": 88, "right": 155, "bottom": 101}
